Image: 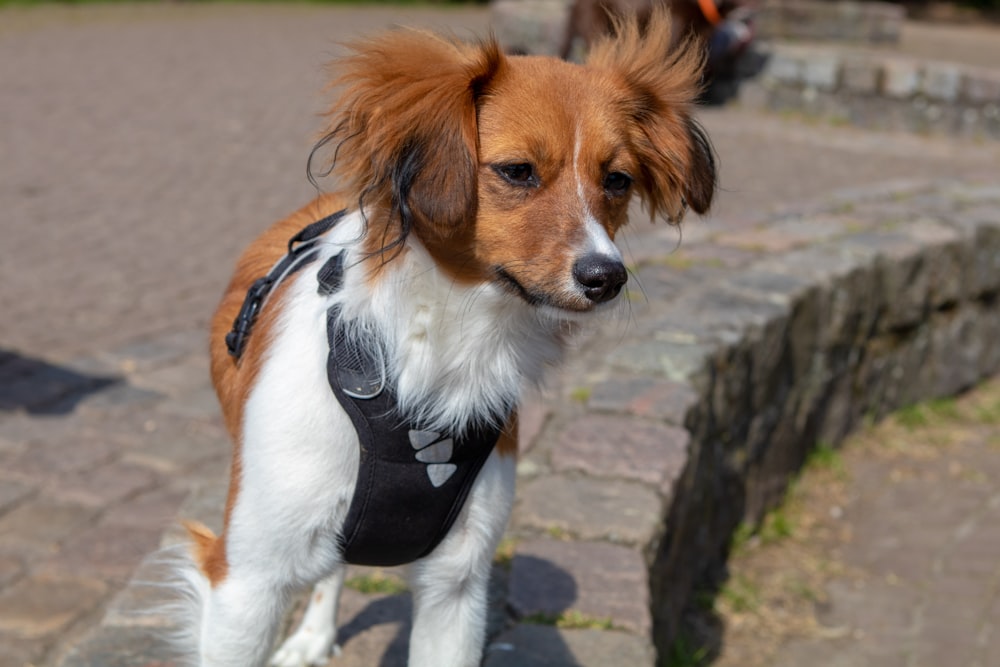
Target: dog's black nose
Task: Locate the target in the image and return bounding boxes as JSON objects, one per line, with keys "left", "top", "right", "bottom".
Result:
{"left": 573, "top": 254, "right": 627, "bottom": 303}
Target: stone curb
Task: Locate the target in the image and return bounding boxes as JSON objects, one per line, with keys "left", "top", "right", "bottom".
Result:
{"left": 743, "top": 42, "right": 1000, "bottom": 140}
{"left": 58, "top": 180, "right": 1000, "bottom": 666}
{"left": 498, "top": 180, "right": 1000, "bottom": 664}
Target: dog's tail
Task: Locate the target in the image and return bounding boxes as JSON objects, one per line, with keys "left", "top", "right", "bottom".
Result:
{"left": 130, "top": 523, "right": 218, "bottom": 666}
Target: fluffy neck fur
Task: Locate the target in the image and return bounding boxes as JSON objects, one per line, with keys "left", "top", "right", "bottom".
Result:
{"left": 321, "top": 211, "right": 570, "bottom": 436}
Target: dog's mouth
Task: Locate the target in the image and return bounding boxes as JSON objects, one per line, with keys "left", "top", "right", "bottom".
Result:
{"left": 493, "top": 267, "right": 599, "bottom": 314}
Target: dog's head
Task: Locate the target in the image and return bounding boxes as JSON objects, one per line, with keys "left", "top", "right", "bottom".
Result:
{"left": 323, "top": 7, "right": 715, "bottom": 313}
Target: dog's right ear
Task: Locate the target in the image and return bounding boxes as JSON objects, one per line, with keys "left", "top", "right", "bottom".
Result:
{"left": 587, "top": 5, "right": 717, "bottom": 223}
{"left": 321, "top": 30, "right": 505, "bottom": 246}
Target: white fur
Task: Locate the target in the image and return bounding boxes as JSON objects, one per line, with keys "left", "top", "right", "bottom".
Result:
{"left": 175, "top": 210, "right": 598, "bottom": 667}
{"left": 574, "top": 125, "right": 624, "bottom": 262}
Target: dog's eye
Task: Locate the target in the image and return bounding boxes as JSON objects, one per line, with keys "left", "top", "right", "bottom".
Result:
{"left": 495, "top": 163, "right": 537, "bottom": 187}
{"left": 604, "top": 171, "right": 633, "bottom": 197}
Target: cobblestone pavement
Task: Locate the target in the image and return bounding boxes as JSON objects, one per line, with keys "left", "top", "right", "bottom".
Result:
{"left": 1, "top": 5, "right": 999, "bottom": 667}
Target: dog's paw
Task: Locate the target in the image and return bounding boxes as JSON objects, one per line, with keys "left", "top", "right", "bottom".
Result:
{"left": 270, "top": 628, "right": 341, "bottom": 667}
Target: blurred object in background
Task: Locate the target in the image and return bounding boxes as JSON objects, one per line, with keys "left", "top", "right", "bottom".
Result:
{"left": 557, "top": 0, "right": 764, "bottom": 104}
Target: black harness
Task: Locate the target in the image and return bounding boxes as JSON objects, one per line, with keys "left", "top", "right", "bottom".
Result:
{"left": 226, "top": 211, "right": 504, "bottom": 566}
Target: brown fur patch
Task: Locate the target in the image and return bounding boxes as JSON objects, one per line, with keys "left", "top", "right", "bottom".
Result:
{"left": 184, "top": 520, "right": 229, "bottom": 587}
{"left": 497, "top": 411, "right": 519, "bottom": 458}
{"left": 205, "top": 194, "right": 349, "bottom": 586}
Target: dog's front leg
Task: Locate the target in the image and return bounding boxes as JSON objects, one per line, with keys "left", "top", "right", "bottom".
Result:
{"left": 270, "top": 565, "right": 346, "bottom": 666}
{"left": 407, "top": 451, "right": 516, "bottom": 667}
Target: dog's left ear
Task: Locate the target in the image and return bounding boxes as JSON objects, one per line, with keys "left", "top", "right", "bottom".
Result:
{"left": 587, "top": 6, "right": 717, "bottom": 222}
{"left": 324, "top": 30, "right": 505, "bottom": 237}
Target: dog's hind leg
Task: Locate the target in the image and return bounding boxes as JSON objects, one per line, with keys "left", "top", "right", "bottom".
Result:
{"left": 407, "top": 450, "right": 517, "bottom": 667}
{"left": 270, "top": 565, "right": 347, "bottom": 667}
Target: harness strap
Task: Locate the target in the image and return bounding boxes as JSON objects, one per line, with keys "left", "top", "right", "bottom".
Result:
{"left": 225, "top": 209, "right": 347, "bottom": 358}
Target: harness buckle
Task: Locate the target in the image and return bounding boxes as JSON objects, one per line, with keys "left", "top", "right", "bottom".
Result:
{"left": 225, "top": 276, "right": 272, "bottom": 358}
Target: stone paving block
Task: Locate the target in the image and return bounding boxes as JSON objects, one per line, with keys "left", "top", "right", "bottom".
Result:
{"left": 0, "top": 477, "right": 34, "bottom": 516}
{"left": 130, "top": 358, "right": 211, "bottom": 398}
{"left": 514, "top": 475, "right": 662, "bottom": 546}
{"left": 631, "top": 263, "right": 712, "bottom": 305}
{"left": 57, "top": 624, "right": 176, "bottom": 667}
{"left": 962, "top": 69, "right": 1000, "bottom": 105}
{"left": 0, "top": 432, "right": 120, "bottom": 479}
{"left": 508, "top": 538, "right": 650, "bottom": 634}
{"left": 725, "top": 267, "right": 816, "bottom": 307}
{"left": 802, "top": 53, "right": 840, "bottom": 92}
{"left": 484, "top": 624, "right": 655, "bottom": 667}
{"left": 607, "top": 339, "right": 713, "bottom": 384}
{"left": 0, "top": 497, "right": 97, "bottom": 553}
{"left": 47, "top": 459, "right": 159, "bottom": 507}
{"left": 0, "top": 573, "right": 107, "bottom": 640}
{"left": 491, "top": 0, "right": 569, "bottom": 57}
{"left": 122, "top": 420, "right": 229, "bottom": 475}
{"left": 714, "top": 225, "right": 810, "bottom": 253}
{"left": 586, "top": 375, "right": 698, "bottom": 425}
{"left": 841, "top": 56, "right": 881, "bottom": 95}
{"left": 552, "top": 415, "right": 688, "bottom": 496}
{"left": 763, "top": 50, "right": 802, "bottom": 85}
{"left": 100, "top": 486, "right": 189, "bottom": 530}
{"left": 0, "top": 634, "right": 46, "bottom": 667}
{"left": 39, "top": 522, "right": 165, "bottom": 584}
{"left": 0, "top": 553, "right": 23, "bottom": 588}
{"left": 922, "top": 62, "right": 963, "bottom": 103}
{"left": 97, "top": 329, "right": 207, "bottom": 375}
{"left": 881, "top": 58, "right": 921, "bottom": 98}
{"left": 75, "top": 382, "right": 165, "bottom": 412}
{"left": 671, "top": 285, "right": 788, "bottom": 350}
{"left": 667, "top": 242, "right": 760, "bottom": 270}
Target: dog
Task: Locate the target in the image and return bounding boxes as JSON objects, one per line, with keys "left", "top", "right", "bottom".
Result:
{"left": 560, "top": 0, "right": 749, "bottom": 62}
{"left": 176, "top": 7, "right": 714, "bottom": 667}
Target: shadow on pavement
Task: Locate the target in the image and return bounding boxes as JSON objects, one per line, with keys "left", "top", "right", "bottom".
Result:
{"left": 329, "top": 558, "right": 582, "bottom": 666}
{"left": 0, "top": 348, "right": 120, "bottom": 414}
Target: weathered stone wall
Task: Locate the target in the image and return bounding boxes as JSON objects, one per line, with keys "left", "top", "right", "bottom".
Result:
{"left": 754, "top": 1, "right": 904, "bottom": 44}
{"left": 501, "top": 181, "right": 1000, "bottom": 663}
{"left": 742, "top": 44, "right": 1000, "bottom": 139}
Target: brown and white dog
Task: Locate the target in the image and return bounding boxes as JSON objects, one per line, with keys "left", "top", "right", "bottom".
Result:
{"left": 176, "top": 8, "right": 714, "bottom": 667}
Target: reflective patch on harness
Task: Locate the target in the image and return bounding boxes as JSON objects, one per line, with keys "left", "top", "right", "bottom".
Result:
{"left": 410, "top": 432, "right": 456, "bottom": 486}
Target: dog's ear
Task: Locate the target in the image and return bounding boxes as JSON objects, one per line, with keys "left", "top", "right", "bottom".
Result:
{"left": 587, "top": 6, "right": 717, "bottom": 222}
{"left": 323, "top": 30, "right": 505, "bottom": 239}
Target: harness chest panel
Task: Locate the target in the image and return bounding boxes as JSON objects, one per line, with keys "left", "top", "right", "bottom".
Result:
{"left": 226, "top": 211, "right": 504, "bottom": 568}
{"left": 326, "top": 307, "right": 502, "bottom": 565}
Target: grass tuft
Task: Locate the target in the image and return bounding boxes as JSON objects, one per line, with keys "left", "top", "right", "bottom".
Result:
{"left": 521, "top": 610, "right": 615, "bottom": 630}
{"left": 345, "top": 570, "right": 408, "bottom": 595}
